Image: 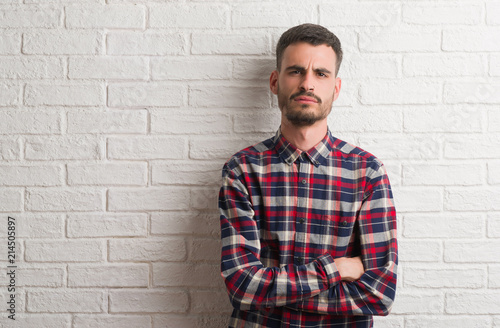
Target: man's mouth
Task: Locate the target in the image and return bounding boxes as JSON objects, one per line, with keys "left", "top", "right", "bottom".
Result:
{"left": 294, "top": 96, "right": 318, "bottom": 104}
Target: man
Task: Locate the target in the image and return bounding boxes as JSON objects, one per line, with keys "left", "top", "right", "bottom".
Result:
{"left": 219, "top": 23, "right": 397, "bottom": 328}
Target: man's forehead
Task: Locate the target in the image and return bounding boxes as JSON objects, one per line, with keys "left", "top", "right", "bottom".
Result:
{"left": 281, "top": 42, "right": 336, "bottom": 68}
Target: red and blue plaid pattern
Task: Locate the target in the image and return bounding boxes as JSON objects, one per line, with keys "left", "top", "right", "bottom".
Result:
{"left": 219, "top": 129, "right": 398, "bottom": 328}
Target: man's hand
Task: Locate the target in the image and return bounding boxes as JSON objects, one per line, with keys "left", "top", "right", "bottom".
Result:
{"left": 334, "top": 256, "right": 365, "bottom": 282}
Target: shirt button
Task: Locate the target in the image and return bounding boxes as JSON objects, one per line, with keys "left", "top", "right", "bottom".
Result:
{"left": 297, "top": 257, "right": 304, "bottom": 264}
{"left": 301, "top": 179, "right": 307, "bottom": 185}
{"left": 299, "top": 218, "right": 305, "bottom": 224}
{"left": 342, "top": 221, "right": 348, "bottom": 226}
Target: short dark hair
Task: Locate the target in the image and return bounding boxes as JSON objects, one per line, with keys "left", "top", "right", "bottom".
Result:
{"left": 276, "top": 23, "right": 343, "bottom": 76}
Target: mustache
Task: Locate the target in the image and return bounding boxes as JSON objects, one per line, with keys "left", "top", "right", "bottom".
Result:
{"left": 290, "top": 91, "right": 322, "bottom": 103}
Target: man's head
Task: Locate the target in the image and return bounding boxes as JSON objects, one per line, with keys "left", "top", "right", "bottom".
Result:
{"left": 270, "top": 24, "right": 342, "bottom": 128}
{"left": 276, "top": 23, "right": 343, "bottom": 76}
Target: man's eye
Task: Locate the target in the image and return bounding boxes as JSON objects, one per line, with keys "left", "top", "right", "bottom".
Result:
{"left": 290, "top": 70, "right": 300, "bottom": 75}
{"left": 318, "top": 72, "right": 327, "bottom": 77}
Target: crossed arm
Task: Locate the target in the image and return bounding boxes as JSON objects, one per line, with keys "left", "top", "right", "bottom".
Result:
{"left": 219, "top": 163, "right": 398, "bottom": 316}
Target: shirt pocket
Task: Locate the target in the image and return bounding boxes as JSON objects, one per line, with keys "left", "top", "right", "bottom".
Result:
{"left": 321, "top": 214, "right": 355, "bottom": 251}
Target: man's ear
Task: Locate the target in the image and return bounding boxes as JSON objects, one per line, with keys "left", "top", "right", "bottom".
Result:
{"left": 270, "top": 70, "right": 279, "bottom": 95}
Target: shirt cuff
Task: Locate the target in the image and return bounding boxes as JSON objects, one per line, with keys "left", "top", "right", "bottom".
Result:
{"left": 317, "top": 253, "right": 341, "bottom": 288}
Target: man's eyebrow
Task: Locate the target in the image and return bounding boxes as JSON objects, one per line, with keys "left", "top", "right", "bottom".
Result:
{"left": 284, "top": 65, "right": 332, "bottom": 74}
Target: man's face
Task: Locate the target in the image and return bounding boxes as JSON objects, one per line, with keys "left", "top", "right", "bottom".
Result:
{"left": 270, "top": 42, "right": 341, "bottom": 127}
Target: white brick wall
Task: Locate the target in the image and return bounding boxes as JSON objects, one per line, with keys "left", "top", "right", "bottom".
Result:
{"left": 0, "top": 1, "right": 499, "bottom": 327}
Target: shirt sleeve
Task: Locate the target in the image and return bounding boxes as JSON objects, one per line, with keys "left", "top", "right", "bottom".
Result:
{"left": 219, "top": 161, "right": 342, "bottom": 311}
{"left": 290, "top": 164, "right": 398, "bottom": 316}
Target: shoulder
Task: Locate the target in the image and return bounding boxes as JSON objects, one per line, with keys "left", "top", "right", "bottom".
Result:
{"left": 222, "top": 136, "right": 275, "bottom": 175}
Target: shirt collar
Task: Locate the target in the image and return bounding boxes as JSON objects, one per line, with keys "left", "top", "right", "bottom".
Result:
{"left": 273, "top": 127, "right": 335, "bottom": 167}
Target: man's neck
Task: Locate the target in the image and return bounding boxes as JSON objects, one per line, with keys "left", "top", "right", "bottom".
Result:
{"left": 280, "top": 118, "right": 328, "bottom": 152}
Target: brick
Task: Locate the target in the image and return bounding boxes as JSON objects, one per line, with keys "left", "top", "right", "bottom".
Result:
{"left": 404, "top": 105, "right": 482, "bottom": 132}
{"left": 403, "top": 214, "right": 484, "bottom": 238}
{"left": 108, "top": 83, "right": 185, "bottom": 107}
{"left": 68, "top": 264, "right": 149, "bottom": 287}
{"left": 191, "top": 33, "right": 269, "bottom": 55}
{"left": 0, "top": 314, "right": 71, "bottom": 327}
{"left": 0, "top": 83, "right": 19, "bottom": 106}
{"left": 26, "top": 187, "right": 104, "bottom": 211}
{"left": 107, "top": 136, "right": 185, "bottom": 159}
{"left": 109, "top": 238, "right": 186, "bottom": 262}
{"left": 402, "top": 163, "right": 482, "bottom": 186}
{"left": 0, "top": 57, "right": 63, "bottom": 79}
{"left": 490, "top": 265, "right": 500, "bottom": 288}
{"left": 150, "top": 211, "right": 220, "bottom": 236}
{"left": 329, "top": 107, "right": 402, "bottom": 133}
{"left": 490, "top": 108, "right": 500, "bottom": 132}
{"left": 25, "top": 83, "right": 105, "bottom": 106}
{"left": 189, "top": 238, "right": 221, "bottom": 262}
{"left": 25, "top": 240, "right": 105, "bottom": 262}
{"left": 190, "top": 85, "right": 269, "bottom": 108}
{"left": 69, "top": 57, "right": 148, "bottom": 80}
{"left": 341, "top": 54, "right": 399, "bottom": 79}
{"left": 190, "top": 187, "right": 219, "bottom": 210}
{"left": 359, "top": 27, "right": 441, "bottom": 52}
{"left": 150, "top": 4, "right": 227, "bottom": 28}
{"left": 233, "top": 4, "right": 314, "bottom": 28}
{"left": 68, "top": 110, "right": 147, "bottom": 134}
{"left": 151, "top": 57, "right": 231, "bottom": 81}
{"left": 108, "top": 187, "right": 190, "bottom": 211}
{"left": 67, "top": 162, "right": 147, "bottom": 186}
{"left": 152, "top": 161, "right": 220, "bottom": 186}
{"left": 404, "top": 265, "right": 485, "bottom": 288}
{"left": 0, "top": 137, "right": 21, "bottom": 160}
{"left": 372, "top": 316, "right": 404, "bottom": 328}
{"left": 445, "top": 187, "right": 500, "bottom": 211}
{"left": 403, "top": 3, "right": 481, "bottom": 25}
{"left": 0, "top": 165, "right": 62, "bottom": 186}
{"left": 151, "top": 109, "right": 232, "bottom": 135}
{"left": 107, "top": 32, "right": 185, "bottom": 55}
{"left": 109, "top": 290, "right": 188, "bottom": 313}
{"left": 391, "top": 187, "right": 442, "bottom": 212}
{"left": 0, "top": 32, "right": 20, "bottom": 54}
{"left": 487, "top": 2, "right": 500, "bottom": 25}
{"left": 190, "top": 135, "right": 266, "bottom": 160}
{"left": 67, "top": 213, "right": 147, "bottom": 237}
{"left": 153, "top": 315, "right": 231, "bottom": 328}
{"left": 444, "top": 82, "right": 500, "bottom": 104}
{"left": 0, "top": 188, "right": 23, "bottom": 211}
{"left": 447, "top": 291, "right": 500, "bottom": 314}
{"left": 360, "top": 80, "right": 440, "bottom": 105}
{"left": 27, "top": 290, "right": 105, "bottom": 313}
{"left": 9, "top": 267, "right": 65, "bottom": 287}
{"left": 443, "top": 28, "right": 500, "bottom": 52}
{"left": 489, "top": 213, "right": 500, "bottom": 238}
{"left": 492, "top": 55, "right": 500, "bottom": 76}
{"left": 391, "top": 292, "right": 443, "bottom": 314}
{"left": 403, "top": 54, "right": 484, "bottom": 77}
{"left": 445, "top": 135, "right": 500, "bottom": 159}
{"left": 234, "top": 111, "right": 280, "bottom": 134}
{"left": 0, "top": 6, "right": 61, "bottom": 28}
{"left": 153, "top": 263, "right": 220, "bottom": 287}
{"left": 23, "top": 30, "right": 101, "bottom": 55}
{"left": 66, "top": 4, "right": 145, "bottom": 28}
{"left": 320, "top": 2, "right": 399, "bottom": 27}
{"left": 358, "top": 134, "right": 441, "bottom": 160}
{"left": 233, "top": 58, "right": 275, "bottom": 81}
{"left": 406, "top": 316, "right": 492, "bottom": 328}
{"left": 0, "top": 214, "right": 63, "bottom": 238}
{"left": 25, "top": 136, "right": 102, "bottom": 160}
{"left": 74, "top": 315, "right": 151, "bottom": 328}
{"left": 445, "top": 240, "right": 500, "bottom": 263}
{"left": 0, "top": 110, "right": 61, "bottom": 134}
{"left": 191, "top": 290, "right": 232, "bottom": 314}
{"left": 398, "top": 240, "right": 442, "bottom": 262}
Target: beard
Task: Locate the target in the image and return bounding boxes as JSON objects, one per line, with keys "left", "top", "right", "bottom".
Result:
{"left": 277, "top": 87, "right": 334, "bottom": 127}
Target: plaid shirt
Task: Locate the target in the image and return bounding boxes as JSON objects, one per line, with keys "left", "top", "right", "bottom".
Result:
{"left": 219, "top": 128, "right": 398, "bottom": 328}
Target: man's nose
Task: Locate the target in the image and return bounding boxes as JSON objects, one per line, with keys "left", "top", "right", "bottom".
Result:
{"left": 299, "top": 72, "right": 314, "bottom": 91}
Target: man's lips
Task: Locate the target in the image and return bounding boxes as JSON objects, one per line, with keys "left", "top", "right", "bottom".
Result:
{"left": 293, "top": 96, "right": 318, "bottom": 103}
